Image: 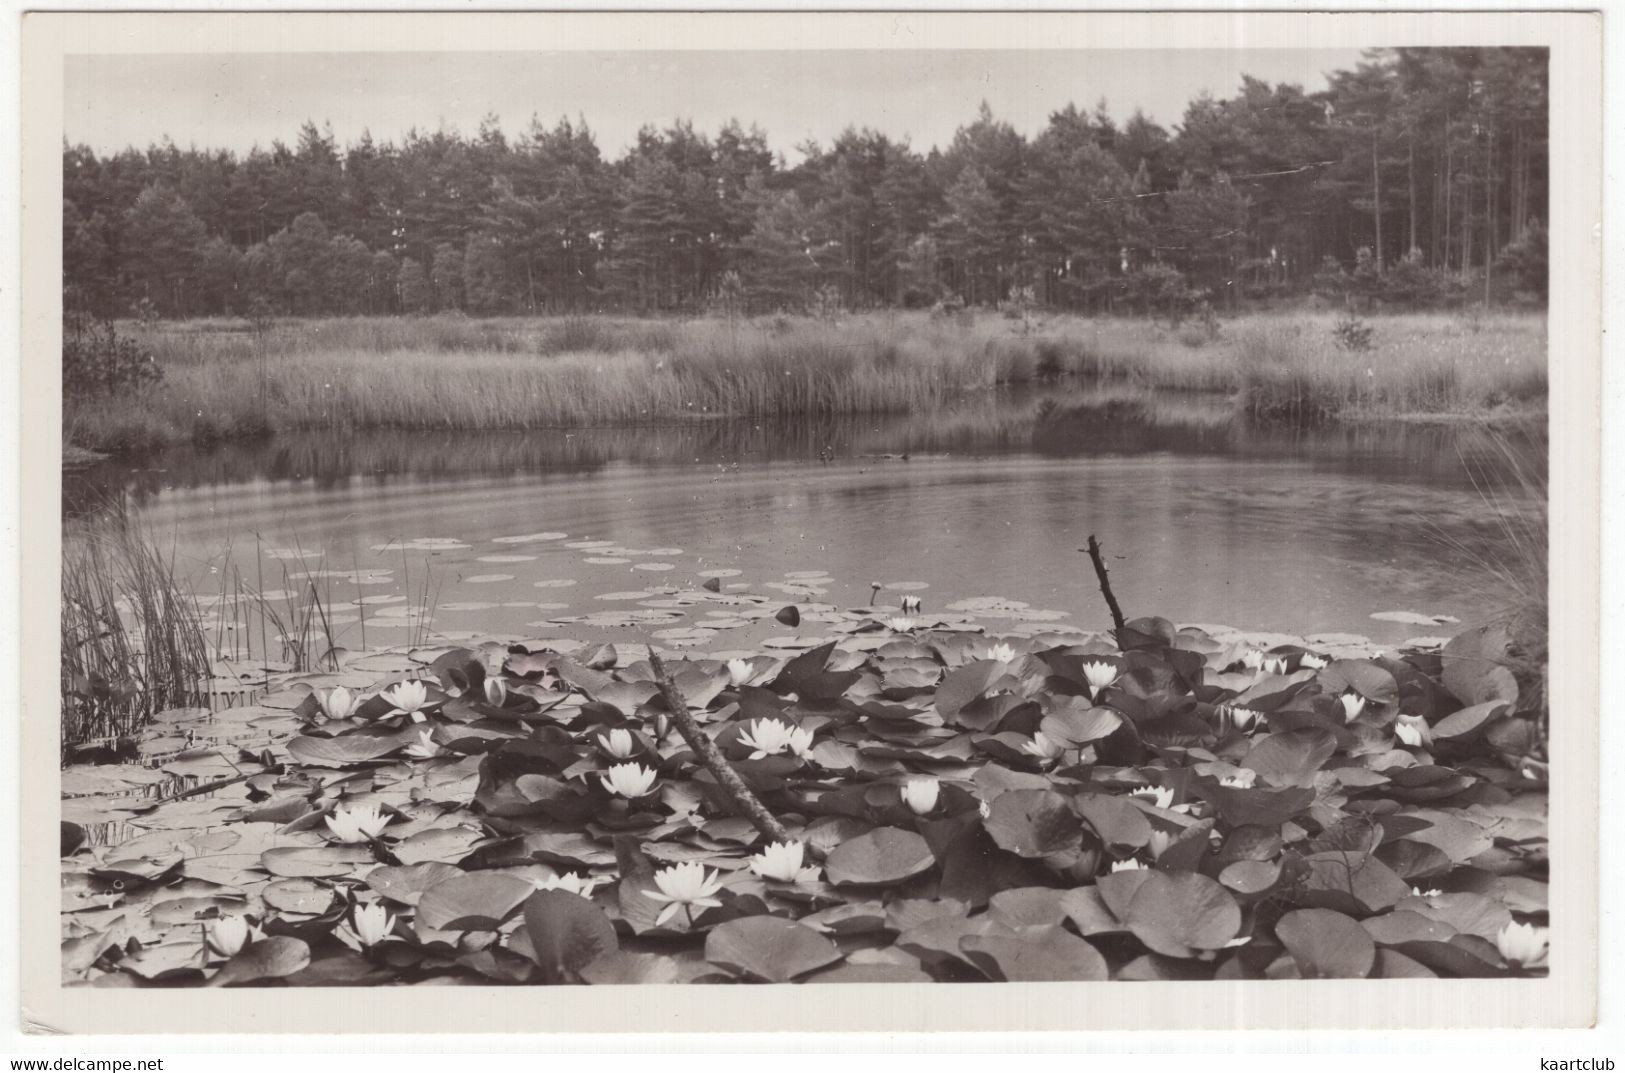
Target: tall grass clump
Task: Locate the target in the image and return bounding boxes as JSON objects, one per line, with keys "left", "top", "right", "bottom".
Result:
{"left": 61, "top": 514, "right": 210, "bottom": 758}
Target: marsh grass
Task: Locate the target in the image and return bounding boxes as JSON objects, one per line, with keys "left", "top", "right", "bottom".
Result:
{"left": 61, "top": 512, "right": 210, "bottom": 757}
{"left": 67, "top": 309, "right": 1547, "bottom": 450}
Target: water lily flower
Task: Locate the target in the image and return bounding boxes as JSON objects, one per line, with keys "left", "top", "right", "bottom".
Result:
{"left": 726, "top": 658, "right": 754, "bottom": 687}
{"left": 644, "top": 861, "right": 726, "bottom": 926}
{"left": 1410, "top": 886, "right": 1443, "bottom": 899}
{"left": 1132, "top": 786, "right": 1175, "bottom": 810}
{"left": 901, "top": 777, "right": 940, "bottom": 815}
{"left": 597, "top": 728, "right": 638, "bottom": 759}
{"left": 1219, "top": 769, "right": 1257, "bottom": 789}
{"left": 1300, "top": 653, "right": 1329, "bottom": 670}
{"left": 1394, "top": 713, "right": 1433, "bottom": 749}
{"left": 1262, "top": 656, "right": 1289, "bottom": 676}
{"left": 738, "top": 718, "right": 813, "bottom": 760}
{"left": 1147, "top": 829, "right": 1174, "bottom": 860}
{"left": 1241, "top": 649, "right": 1266, "bottom": 671}
{"left": 900, "top": 595, "right": 923, "bottom": 614}
{"left": 978, "top": 799, "right": 992, "bottom": 819}
{"left": 1339, "top": 692, "right": 1368, "bottom": 723}
{"left": 887, "top": 616, "right": 918, "bottom": 633}
{"left": 532, "top": 872, "right": 604, "bottom": 897}
{"left": 404, "top": 729, "right": 441, "bottom": 759}
{"left": 316, "top": 686, "right": 357, "bottom": 722}
{"left": 1495, "top": 921, "right": 1549, "bottom": 968}
{"left": 335, "top": 902, "right": 395, "bottom": 951}
{"left": 204, "top": 914, "right": 263, "bottom": 960}
{"left": 600, "top": 762, "right": 658, "bottom": 798}
{"left": 986, "top": 643, "right": 1017, "bottom": 664}
{"left": 1216, "top": 705, "right": 1262, "bottom": 734}
{"left": 748, "top": 840, "right": 820, "bottom": 885}
{"left": 325, "top": 802, "right": 390, "bottom": 843}
{"left": 483, "top": 676, "right": 508, "bottom": 707}
{"left": 1111, "top": 859, "right": 1146, "bottom": 872}
{"left": 1081, "top": 660, "right": 1118, "bottom": 698}
{"left": 381, "top": 679, "right": 431, "bottom": 722}
{"left": 1020, "top": 731, "right": 1064, "bottom": 762}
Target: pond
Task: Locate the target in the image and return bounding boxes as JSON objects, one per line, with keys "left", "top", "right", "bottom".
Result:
{"left": 64, "top": 388, "right": 1544, "bottom": 654}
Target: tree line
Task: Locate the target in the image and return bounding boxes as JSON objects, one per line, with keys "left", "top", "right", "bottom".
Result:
{"left": 63, "top": 46, "right": 1547, "bottom": 319}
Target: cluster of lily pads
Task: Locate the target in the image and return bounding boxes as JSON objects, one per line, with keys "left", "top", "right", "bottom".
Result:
{"left": 61, "top": 601, "right": 1547, "bottom": 986}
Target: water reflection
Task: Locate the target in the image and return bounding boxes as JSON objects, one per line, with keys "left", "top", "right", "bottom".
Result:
{"left": 64, "top": 386, "right": 1540, "bottom": 518}
{"left": 61, "top": 387, "right": 1545, "bottom": 645}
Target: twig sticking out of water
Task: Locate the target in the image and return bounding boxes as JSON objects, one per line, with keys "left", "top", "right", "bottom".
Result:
{"left": 645, "top": 649, "right": 799, "bottom": 850}
{"left": 1084, "top": 534, "right": 1128, "bottom": 639}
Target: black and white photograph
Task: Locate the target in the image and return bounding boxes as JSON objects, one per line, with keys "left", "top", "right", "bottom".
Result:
{"left": 13, "top": 9, "right": 1603, "bottom": 1036}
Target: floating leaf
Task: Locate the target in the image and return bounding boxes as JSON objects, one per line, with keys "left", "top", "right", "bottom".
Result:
{"left": 824, "top": 828, "right": 935, "bottom": 886}
{"left": 521, "top": 889, "right": 619, "bottom": 983}
{"left": 1242, "top": 728, "right": 1338, "bottom": 788}
{"left": 260, "top": 844, "right": 373, "bottom": 879}
{"left": 416, "top": 873, "right": 534, "bottom": 931}
{"left": 982, "top": 790, "right": 1082, "bottom": 858}
{"left": 1275, "top": 909, "right": 1375, "bottom": 978}
{"left": 262, "top": 878, "right": 334, "bottom": 915}
{"left": 365, "top": 862, "right": 465, "bottom": 906}
{"left": 207, "top": 937, "right": 311, "bottom": 987}
{"left": 286, "top": 731, "right": 411, "bottom": 768}
{"left": 960, "top": 926, "right": 1107, "bottom": 981}
{"left": 705, "top": 916, "right": 844, "bottom": 982}
{"left": 1123, "top": 871, "right": 1241, "bottom": 958}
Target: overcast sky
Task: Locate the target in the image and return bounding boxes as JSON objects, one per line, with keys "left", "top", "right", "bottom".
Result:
{"left": 65, "top": 49, "right": 1366, "bottom": 161}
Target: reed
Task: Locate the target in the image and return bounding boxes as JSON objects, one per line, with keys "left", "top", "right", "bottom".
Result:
{"left": 60, "top": 511, "right": 211, "bottom": 757}
{"left": 65, "top": 309, "right": 1546, "bottom": 451}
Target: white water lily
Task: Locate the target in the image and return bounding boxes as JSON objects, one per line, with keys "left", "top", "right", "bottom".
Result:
{"left": 901, "top": 777, "right": 940, "bottom": 815}
{"left": 887, "top": 616, "right": 919, "bottom": 633}
{"left": 726, "top": 658, "right": 754, "bottom": 687}
{"left": 1394, "top": 713, "right": 1433, "bottom": 749}
{"left": 1219, "top": 769, "right": 1257, "bottom": 789}
{"left": 1216, "top": 705, "right": 1263, "bottom": 734}
{"left": 900, "top": 595, "right": 923, "bottom": 614}
{"left": 381, "top": 679, "right": 431, "bottom": 722}
{"left": 738, "top": 718, "right": 813, "bottom": 760}
{"left": 1495, "top": 921, "right": 1549, "bottom": 967}
{"left": 1020, "top": 731, "right": 1064, "bottom": 762}
{"left": 404, "top": 729, "right": 441, "bottom": 760}
{"left": 978, "top": 799, "right": 992, "bottom": 819}
{"left": 532, "top": 872, "right": 605, "bottom": 897}
{"left": 1132, "top": 786, "right": 1175, "bottom": 810}
{"left": 316, "top": 685, "right": 357, "bottom": 722}
{"left": 597, "top": 728, "right": 638, "bottom": 759}
{"left": 203, "top": 914, "right": 263, "bottom": 960}
{"left": 1262, "top": 656, "right": 1289, "bottom": 676}
{"left": 335, "top": 902, "right": 395, "bottom": 951}
{"left": 1111, "top": 859, "right": 1146, "bottom": 872}
{"left": 1147, "top": 829, "right": 1174, "bottom": 859}
{"left": 1300, "top": 652, "right": 1329, "bottom": 670}
{"left": 483, "top": 676, "right": 508, "bottom": 707}
{"left": 644, "top": 862, "right": 726, "bottom": 926}
{"left": 1241, "top": 649, "right": 1266, "bottom": 671}
{"left": 1410, "top": 886, "right": 1443, "bottom": 899}
{"left": 600, "top": 762, "right": 658, "bottom": 798}
{"left": 1339, "top": 692, "right": 1368, "bottom": 723}
{"left": 1081, "top": 660, "right": 1118, "bottom": 698}
{"left": 986, "top": 643, "right": 1017, "bottom": 664}
{"left": 748, "top": 841, "right": 820, "bottom": 884}
{"left": 325, "top": 802, "right": 390, "bottom": 843}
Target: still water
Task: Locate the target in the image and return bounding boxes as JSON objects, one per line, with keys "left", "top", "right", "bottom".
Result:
{"left": 65, "top": 391, "right": 1543, "bottom": 651}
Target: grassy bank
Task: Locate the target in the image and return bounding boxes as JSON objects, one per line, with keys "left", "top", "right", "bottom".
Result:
{"left": 66, "top": 309, "right": 1547, "bottom": 452}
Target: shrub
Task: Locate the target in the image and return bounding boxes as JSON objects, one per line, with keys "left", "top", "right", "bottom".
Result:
{"left": 1332, "top": 314, "right": 1375, "bottom": 353}
{"left": 62, "top": 314, "right": 163, "bottom": 398}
